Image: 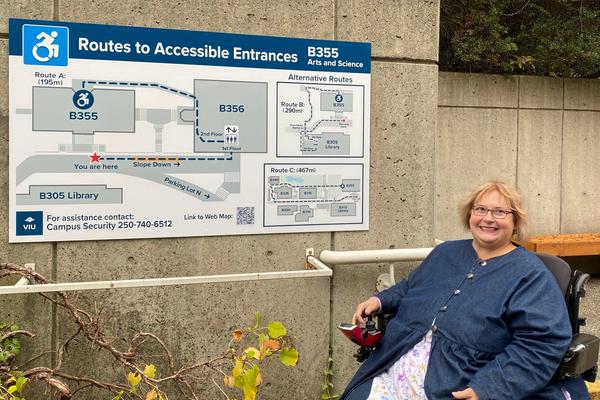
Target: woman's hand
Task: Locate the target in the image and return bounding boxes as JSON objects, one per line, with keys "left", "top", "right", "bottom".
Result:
{"left": 452, "top": 388, "right": 479, "bottom": 400}
{"left": 351, "top": 296, "right": 381, "bottom": 326}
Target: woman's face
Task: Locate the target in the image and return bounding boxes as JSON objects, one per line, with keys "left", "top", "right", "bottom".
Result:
{"left": 469, "top": 190, "right": 516, "bottom": 252}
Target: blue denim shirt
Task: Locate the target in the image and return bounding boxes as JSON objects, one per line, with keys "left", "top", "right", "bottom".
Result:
{"left": 342, "top": 240, "right": 589, "bottom": 400}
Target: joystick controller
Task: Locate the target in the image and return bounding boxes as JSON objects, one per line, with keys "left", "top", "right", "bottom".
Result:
{"left": 337, "top": 315, "right": 382, "bottom": 348}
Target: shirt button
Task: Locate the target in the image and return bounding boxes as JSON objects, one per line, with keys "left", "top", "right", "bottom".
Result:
{"left": 454, "top": 289, "right": 461, "bottom": 295}
{"left": 440, "top": 305, "right": 448, "bottom": 312}
{"left": 431, "top": 325, "right": 438, "bottom": 332}
{"left": 479, "top": 260, "right": 487, "bottom": 266}
{"left": 467, "top": 273, "right": 474, "bottom": 279}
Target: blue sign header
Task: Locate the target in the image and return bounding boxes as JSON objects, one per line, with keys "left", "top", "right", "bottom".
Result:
{"left": 10, "top": 18, "right": 371, "bottom": 73}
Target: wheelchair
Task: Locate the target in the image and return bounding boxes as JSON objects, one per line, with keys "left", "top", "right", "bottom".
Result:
{"left": 348, "top": 253, "right": 599, "bottom": 383}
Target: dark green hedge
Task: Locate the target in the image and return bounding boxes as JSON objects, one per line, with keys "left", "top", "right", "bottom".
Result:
{"left": 440, "top": 0, "right": 600, "bottom": 78}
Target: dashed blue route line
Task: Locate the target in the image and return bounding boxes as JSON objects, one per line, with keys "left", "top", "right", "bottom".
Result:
{"left": 301, "top": 86, "right": 343, "bottom": 136}
{"left": 276, "top": 183, "right": 340, "bottom": 188}
{"left": 103, "top": 154, "right": 234, "bottom": 161}
{"left": 82, "top": 80, "right": 224, "bottom": 143}
{"left": 268, "top": 182, "right": 358, "bottom": 203}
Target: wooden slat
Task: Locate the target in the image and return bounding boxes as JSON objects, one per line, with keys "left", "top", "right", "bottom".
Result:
{"left": 520, "top": 233, "right": 600, "bottom": 257}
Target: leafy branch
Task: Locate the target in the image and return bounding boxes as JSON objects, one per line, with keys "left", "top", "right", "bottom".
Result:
{"left": 319, "top": 350, "right": 339, "bottom": 400}
{"left": 0, "top": 263, "right": 298, "bottom": 400}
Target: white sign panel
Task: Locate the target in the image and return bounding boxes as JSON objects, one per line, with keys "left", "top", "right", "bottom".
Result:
{"left": 9, "top": 19, "right": 370, "bottom": 242}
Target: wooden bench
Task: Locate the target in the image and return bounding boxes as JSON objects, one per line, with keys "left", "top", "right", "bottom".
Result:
{"left": 520, "top": 233, "right": 600, "bottom": 257}
{"left": 587, "top": 380, "right": 600, "bottom": 399}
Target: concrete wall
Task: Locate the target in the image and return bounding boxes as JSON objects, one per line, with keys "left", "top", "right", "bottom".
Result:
{"left": 437, "top": 72, "right": 600, "bottom": 364}
{"left": 437, "top": 72, "right": 600, "bottom": 239}
{"left": 0, "top": 1, "right": 440, "bottom": 398}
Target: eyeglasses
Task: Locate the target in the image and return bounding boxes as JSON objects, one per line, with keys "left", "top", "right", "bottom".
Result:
{"left": 472, "top": 206, "right": 513, "bottom": 219}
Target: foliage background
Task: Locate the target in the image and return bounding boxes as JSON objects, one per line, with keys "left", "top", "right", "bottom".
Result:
{"left": 440, "top": 0, "right": 600, "bottom": 77}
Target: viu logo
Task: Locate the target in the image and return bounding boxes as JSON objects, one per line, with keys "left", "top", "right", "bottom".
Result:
{"left": 23, "top": 24, "right": 69, "bottom": 66}
{"left": 16, "top": 211, "right": 43, "bottom": 236}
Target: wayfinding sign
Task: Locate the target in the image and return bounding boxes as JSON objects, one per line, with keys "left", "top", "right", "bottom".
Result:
{"left": 9, "top": 19, "right": 370, "bottom": 242}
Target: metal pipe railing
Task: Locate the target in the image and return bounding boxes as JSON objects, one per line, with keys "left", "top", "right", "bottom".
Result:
{"left": 319, "top": 247, "right": 435, "bottom": 265}
{"left": 0, "top": 250, "right": 331, "bottom": 295}
{"left": 1, "top": 244, "right": 440, "bottom": 295}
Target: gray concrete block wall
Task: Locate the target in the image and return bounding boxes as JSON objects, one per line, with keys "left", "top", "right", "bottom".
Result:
{"left": 562, "top": 111, "right": 600, "bottom": 232}
{"left": 435, "top": 106, "right": 517, "bottom": 240}
{"left": 565, "top": 78, "right": 600, "bottom": 110}
{"left": 518, "top": 76, "right": 562, "bottom": 109}
{"left": 336, "top": 1, "right": 440, "bottom": 60}
{"left": 438, "top": 72, "right": 518, "bottom": 108}
{"left": 437, "top": 72, "right": 600, "bottom": 237}
{"left": 0, "top": 1, "right": 54, "bottom": 32}
{"left": 57, "top": 0, "right": 336, "bottom": 39}
{"left": 54, "top": 279, "right": 331, "bottom": 399}
{"left": 0, "top": 40, "right": 7, "bottom": 115}
{"left": 517, "top": 109, "right": 562, "bottom": 235}
{"left": 2, "top": 1, "right": 441, "bottom": 399}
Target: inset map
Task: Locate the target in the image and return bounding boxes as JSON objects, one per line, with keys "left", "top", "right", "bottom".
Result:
{"left": 276, "top": 82, "right": 365, "bottom": 157}
{"left": 264, "top": 163, "right": 363, "bottom": 226}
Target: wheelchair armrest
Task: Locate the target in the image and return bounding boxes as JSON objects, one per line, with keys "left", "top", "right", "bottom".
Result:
{"left": 569, "top": 271, "right": 591, "bottom": 334}
{"left": 555, "top": 333, "right": 600, "bottom": 382}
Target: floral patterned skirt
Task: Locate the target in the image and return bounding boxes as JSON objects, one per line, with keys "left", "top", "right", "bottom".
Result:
{"left": 367, "top": 330, "right": 432, "bottom": 400}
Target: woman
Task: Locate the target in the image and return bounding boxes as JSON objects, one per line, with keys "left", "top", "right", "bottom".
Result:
{"left": 342, "top": 181, "right": 590, "bottom": 400}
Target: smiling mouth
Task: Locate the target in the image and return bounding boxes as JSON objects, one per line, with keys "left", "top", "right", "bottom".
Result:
{"left": 479, "top": 226, "right": 498, "bottom": 231}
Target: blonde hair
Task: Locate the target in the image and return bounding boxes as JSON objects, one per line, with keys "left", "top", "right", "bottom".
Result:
{"left": 459, "top": 181, "right": 530, "bottom": 242}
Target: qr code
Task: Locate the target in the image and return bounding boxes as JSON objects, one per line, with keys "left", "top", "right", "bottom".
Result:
{"left": 236, "top": 207, "right": 255, "bottom": 225}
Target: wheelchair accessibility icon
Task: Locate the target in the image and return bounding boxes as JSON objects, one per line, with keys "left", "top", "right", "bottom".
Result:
{"left": 32, "top": 31, "right": 60, "bottom": 63}
{"left": 23, "top": 24, "right": 69, "bottom": 66}
{"left": 72, "top": 90, "right": 94, "bottom": 110}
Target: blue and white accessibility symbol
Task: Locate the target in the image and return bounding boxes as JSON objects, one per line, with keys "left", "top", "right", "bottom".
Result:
{"left": 23, "top": 24, "right": 69, "bottom": 66}
{"left": 73, "top": 90, "right": 94, "bottom": 110}
{"left": 16, "top": 211, "right": 44, "bottom": 236}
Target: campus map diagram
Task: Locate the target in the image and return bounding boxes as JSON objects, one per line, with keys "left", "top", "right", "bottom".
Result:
{"left": 277, "top": 83, "right": 365, "bottom": 157}
{"left": 15, "top": 78, "right": 257, "bottom": 205}
{"left": 9, "top": 19, "right": 371, "bottom": 242}
{"left": 264, "top": 164, "right": 363, "bottom": 226}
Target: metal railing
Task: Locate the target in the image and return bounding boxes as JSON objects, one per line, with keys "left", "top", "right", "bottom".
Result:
{"left": 319, "top": 247, "right": 435, "bottom": 265}
{"left": 0, "top": 244, "right": 441, "bottom": 295}
{"left": 0, "top": 249, "right": 332, "bottom": 295}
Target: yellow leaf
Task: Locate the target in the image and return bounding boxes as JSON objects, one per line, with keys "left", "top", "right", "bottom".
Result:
{"left": 224, "top": 375, "right": 236, "bottom": 388}
{"left": 244, "top": 347, "right": 261, "bottom": 360}
{"left": 256, "top": 371, "right": 263, "bottom": 387}
{"left": 232, "top": 329, "right": 244, "bottom": 342}
{"left": 146, "top": 389, "right": 158, "bottom": 400}
{"left": 233, "top": 358, "right": 244, "bottom": 378}
{"left": 128, "top": 372, "right": 142, "bottom": 387}
{"left": 243, "top": 385, "right": 257, "bottom": 400}
{"left": 143, "top": 364, "right": 157, "bottom": 379}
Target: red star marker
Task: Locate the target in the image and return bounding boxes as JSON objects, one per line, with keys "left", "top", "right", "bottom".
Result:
{"left": 90, "top": 152, "right": 102, "bottom": 163}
